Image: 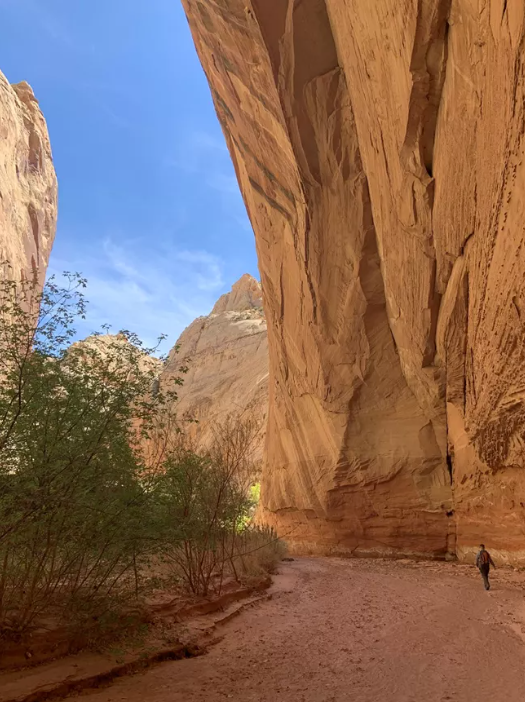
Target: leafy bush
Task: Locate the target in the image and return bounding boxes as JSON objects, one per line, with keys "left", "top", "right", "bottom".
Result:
{"left": 151, "top": 454, "right": 284, "bottom": 596}
{"left": 149, "top": 414, "right": 282, "bottom": 597}
{"left": 0, "top": 271, "right": 180, "bottom": 637}
{"left": 231, "top": 525, "right": 287, "bottom": 582}
{"left": 0, "top": 268, "right": 284, "bottom": 640}
{"left": 151, "top": 448, "right": 252, "bottom": 596}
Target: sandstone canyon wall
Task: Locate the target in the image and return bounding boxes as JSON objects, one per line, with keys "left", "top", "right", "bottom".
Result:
{"left": 182, "top": 0, "right": 525, "bottom": 562}
{"left": 161, "top": 274, "right": 268, "bottom": 460}
{"left": 0, "top": 70, "right": 57, "bottom": 283}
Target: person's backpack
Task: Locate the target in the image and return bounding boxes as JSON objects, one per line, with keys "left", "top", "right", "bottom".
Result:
{"left": 479, "top": 550, "right": 490, "bottom": 566}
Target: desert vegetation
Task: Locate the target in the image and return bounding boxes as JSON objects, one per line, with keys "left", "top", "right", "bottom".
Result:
{"left": 0, "top": 269, "right": 283, "bottom": 645}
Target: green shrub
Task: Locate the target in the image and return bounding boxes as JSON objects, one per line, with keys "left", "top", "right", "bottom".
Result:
{"left": 149, "top": 419, "right": 282, "bottom": 597}
{"left": 150, "top": 448, "right": 252, "bottom": 596}
{"left": 0, "top": 268, "right": 284, "bottom": 639}
{"left": 231, "top": 525, "right": 287, "bottom": 581}
{"left": 0, "top": 271, "right": 180, "bottom": 637}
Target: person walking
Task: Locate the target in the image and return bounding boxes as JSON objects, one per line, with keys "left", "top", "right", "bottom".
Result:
{"left": 476, "top": 544, "right": 496, "bottom": 590}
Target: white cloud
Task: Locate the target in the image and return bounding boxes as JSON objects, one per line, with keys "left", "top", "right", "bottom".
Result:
{"left": 11, "top": 0, "right": 88, "bottom": 53}
{"left": 173, "top": 250, "right": 224, "bottom": 291}
{"left": 164, "top": 129, "right": 252, "bottom": 236}
{"left": 191, "top": 131, "right": 228, "bottom": 153}
{"left": 207, "top": 172, "right": 240, "bottom": 195}
{"left": 165, "top": 130, "right": 229, "bottom": 174}
{"left": 47, "top": 235, "right": 226, "bottom": 352}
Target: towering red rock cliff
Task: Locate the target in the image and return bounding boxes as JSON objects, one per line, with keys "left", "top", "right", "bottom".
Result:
{"left": 161, "top": 274, "right": 268, "bottom": 458}
{"left": 0, "top": 70, "right": 57, "bottom": 282}
{"left": 182, "top": 0, "right": 525, "bottom": 563}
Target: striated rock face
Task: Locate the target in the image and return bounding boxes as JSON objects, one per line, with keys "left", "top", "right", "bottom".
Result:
{"left": 0, "top": 70, "right": 57, "bottom": 283}
{"left": 182, "top": 0, "right": 525, "bottom": 562}
{"left": 162, "top": 274, "right": 268, "bottom": 458}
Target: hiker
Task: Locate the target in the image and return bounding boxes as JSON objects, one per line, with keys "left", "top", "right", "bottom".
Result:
{"left": 476, "top": 544, "right": 496, "bottom": 590}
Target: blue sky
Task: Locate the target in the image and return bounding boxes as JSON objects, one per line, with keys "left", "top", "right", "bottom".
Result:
{"left": 0, "top": 0, "right": 257, "bottom": 350}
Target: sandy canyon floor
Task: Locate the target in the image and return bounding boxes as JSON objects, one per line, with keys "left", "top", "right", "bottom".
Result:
{"left": 69, "top": 558, "right": 525, "bottom": 702}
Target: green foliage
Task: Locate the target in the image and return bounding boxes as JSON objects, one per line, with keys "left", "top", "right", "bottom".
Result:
{"left": 249, "top": 482, "right": 261, "bottom": 510}
{"left": 151, "top": 448, "right": 253, "bottom": 596}
{"left": 231, "top": 525, "right": 287, "bottom": 581}
{"left": 149, "top": 453, "right": 283, "bottom": 596}
{"left": 0, "top": 269, "right": 181, "bottom": 636}
{"left": 0, "top": 267, "right": 284, "bottom": 641}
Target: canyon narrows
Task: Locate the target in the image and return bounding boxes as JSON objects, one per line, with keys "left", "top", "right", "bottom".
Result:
{"left": 3, "top": 8, "right": 525, "bottom": 700}
{"left": 3, "top": 1, "right": 525, "bottom": 563}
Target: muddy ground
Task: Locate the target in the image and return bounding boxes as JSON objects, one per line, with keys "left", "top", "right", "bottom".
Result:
{"left": 61, "top": 558, "right": 525, "bottom": 701}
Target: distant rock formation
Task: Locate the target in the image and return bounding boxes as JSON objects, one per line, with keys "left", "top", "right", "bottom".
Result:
{"left": 0, "top": 70, "right": 57, "bottom": 283}
{"left": 182, "top": 0, "right": 525, "bottom": 563}
{"left": 161, "top": 274, "right": 268, "bottom": 459}
{"left": 211, "top": 273, "right": 263, "bottom": 314}
{"left": 70, "top": 333, "right": 163, "bottom": 376}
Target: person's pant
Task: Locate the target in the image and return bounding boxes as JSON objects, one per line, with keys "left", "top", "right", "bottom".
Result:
{"left": 479, "top": 564, "right": 490, "bottom": 590}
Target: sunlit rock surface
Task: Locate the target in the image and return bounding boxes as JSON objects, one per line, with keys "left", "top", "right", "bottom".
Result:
{"left": 162, "top": 274, "right": 268, "bottom": 459}
{"left": 180, "top": 1, "right": 525, "bottom": 562}
{"left": 0, "top": 70, "right": 57, "bottom": 283}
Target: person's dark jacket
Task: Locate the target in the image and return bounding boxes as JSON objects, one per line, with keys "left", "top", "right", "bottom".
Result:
{"left": 476, "top": 549, "right": 495, "bottom": 569}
